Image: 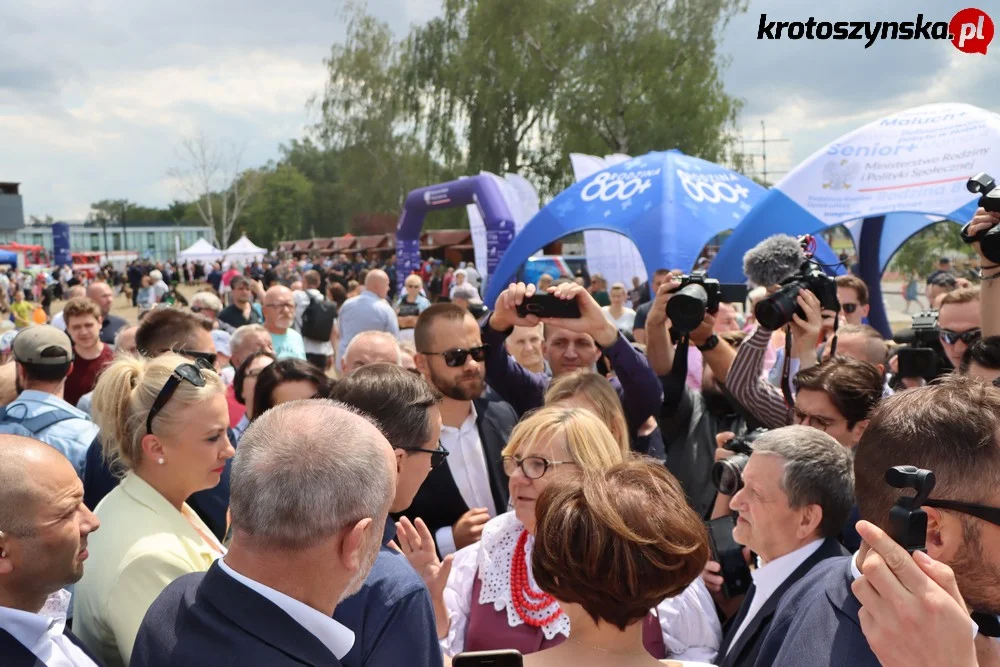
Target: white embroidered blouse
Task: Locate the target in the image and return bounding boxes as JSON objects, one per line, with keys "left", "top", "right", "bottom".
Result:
{"left": 440, "top": 511, "right": 723, "bottom": 662}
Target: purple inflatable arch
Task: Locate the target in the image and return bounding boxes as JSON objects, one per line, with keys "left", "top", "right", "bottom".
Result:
{"left": 395, "top": 176, "right": 516, "bottom": 293}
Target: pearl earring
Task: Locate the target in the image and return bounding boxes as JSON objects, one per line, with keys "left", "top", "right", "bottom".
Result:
{"left": 157, "top": 458, "right": 165, "bottom": 465}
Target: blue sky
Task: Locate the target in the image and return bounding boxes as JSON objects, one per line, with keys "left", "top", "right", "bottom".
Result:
{"left": 1, "top": 0, "right": 997, "bottom": 220}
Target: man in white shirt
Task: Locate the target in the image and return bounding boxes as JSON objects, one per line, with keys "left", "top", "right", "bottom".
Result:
{"left": 714, "top": 425, "right": 854, "bottom": 667}
{"left": 293, "top": 270, "right": 336, "bottom": 371}
{"left": 0, "top": 434, "right": 103, "bottom": 666}
{"left": 51, "top": 286, "right": 86, "bottom": 332}
{"left": 130, "top": 400, "right": 397, "bottom": 667}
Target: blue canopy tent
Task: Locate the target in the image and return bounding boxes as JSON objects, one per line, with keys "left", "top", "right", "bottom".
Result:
{"left": 708, "top": 103, "right": 1000, "bottom": 338}
{"left": 484, "top": 150, "right": 768, "bottom": 306}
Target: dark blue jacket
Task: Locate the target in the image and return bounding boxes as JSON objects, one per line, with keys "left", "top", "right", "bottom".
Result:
{"left": 753, "top": 556, "right": 880, "bottom": 667}
{"left": 131, "top": 562, "right": 342, "bottom": 667}
{"left": 0, "top": 625, "right": 103, "bottom": 667}
{"left": 333, "top": 519, "right": 443, "bottom": 667}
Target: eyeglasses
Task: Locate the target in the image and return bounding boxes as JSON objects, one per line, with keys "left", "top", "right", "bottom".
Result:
{"left": 502, "top": 455, "right": 576, "bottom": 480}
{"left": 146, "top": 360, "right": 211, "bottom": 434}
{"left": 925, "top": 498, "right": 1000, "bottom": 528}
{"left": 420, "top": 344, "right": 490, "bottom": 367}
{"left": 842, "top": 303, "right": 859, "bottom": 314}
{"left": 173, "top": 349, "right": 218, "bottom": 368}
{"left": 190, "top": 306, "right": 218, "bottom": 315}
{"left": 404, "top": 444, "right": 449, "bottom": 469}
{"left": 792, "top": 407, "right": 837, "bottom": 432}
{"left": 264, "top": 302, "right": 295, "bottom": 310}
{"left": 940, "top": 328, "right": 982, "bottom": 346}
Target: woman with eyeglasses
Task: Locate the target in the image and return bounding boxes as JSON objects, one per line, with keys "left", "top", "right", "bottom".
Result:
{"left": 250, "top": 357, "right": 333, "bottom": 421}
{"left": 230, "top": 350, "right": 276, "bottom": 443}
{"left": 396, "top": 407, "right": 627, "bottom": 657}
{"left": 73, "top": 353, "right": 233, "bottom": 667}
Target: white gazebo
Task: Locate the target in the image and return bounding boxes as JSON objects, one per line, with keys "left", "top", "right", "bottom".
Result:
{"left": 224, "top": 234, "right": 267, "bottom": 263}
{"left": 178, "top": 238, "right": 223, "bottom": 264}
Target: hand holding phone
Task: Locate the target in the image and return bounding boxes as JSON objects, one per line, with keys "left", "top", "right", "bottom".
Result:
{"left": 453, "top": 650, "right": 523, "bottom": 667}
{"left": 515, "top": 294, "right": 582, "bottom": 319}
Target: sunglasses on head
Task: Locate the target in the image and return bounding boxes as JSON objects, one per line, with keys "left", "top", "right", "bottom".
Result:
{"left": 420, "top": 344, "right": 489, "bottom": 367}
{"left": 939, "top": 328, "right": 981, "bottom": 346}
{"left": 146, "top": 359, "right": 211, "bottom": 434}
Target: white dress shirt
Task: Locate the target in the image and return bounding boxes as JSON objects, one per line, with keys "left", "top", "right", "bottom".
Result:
{"left": 435, "top": 402, "right": 499, "bottom": 556}
{"left": 217, "top": 558, "right": 355, "bottom": 660}
{"left": 728, "top": 538, "right": 825, "bottom": 649}
{"left": 0, "top": 589, "right": 99, "bottom": 666}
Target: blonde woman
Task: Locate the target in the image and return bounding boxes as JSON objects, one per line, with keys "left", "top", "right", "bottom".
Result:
{"left": 73, "top": 353, "right": 234, "bottom": 667}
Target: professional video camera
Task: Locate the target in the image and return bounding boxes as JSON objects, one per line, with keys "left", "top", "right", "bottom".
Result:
{"left": 753, "top": 236, "right": 840, "bottom": 331}
{"left": 667, "top": 271, "right": 749, "bottom": 334}
{"left": 711, "top": 428, "right": 768, "bottom": 496}
{"left": 893, "top": 310, "right": 943, "bottom": 381}
{"left": 961, "top": 172, "right": 1000, "bottom": 264}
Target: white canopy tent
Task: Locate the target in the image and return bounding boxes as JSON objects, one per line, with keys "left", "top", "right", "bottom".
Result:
{"left": 178, "top": 238, "right": 223, "bottom": 263}
{"left": 223, "top": 234, "right": 267, "bottom": 263}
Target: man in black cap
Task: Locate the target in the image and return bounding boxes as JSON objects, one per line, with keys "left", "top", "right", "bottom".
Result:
{"left": 0, "top": 326, "right": 100, "bottom": 479}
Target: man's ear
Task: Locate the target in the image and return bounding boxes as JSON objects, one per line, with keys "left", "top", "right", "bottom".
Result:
{"left": 924, "top": 506, "right": 963, "bottom": 562}
{"left": 340, "top": 518, "right": 374, "bottom": 572}
{"left": 797, "top": 504, "right": 824, "bottom": 540}
{"left": 0, "top": 532, "right": 12, "bottom": 575}
{"left": 414, "top": 353, "right": 430, "bottom": 378}
{"left": 850, "top": 419, "right": 870, "bottom": 445}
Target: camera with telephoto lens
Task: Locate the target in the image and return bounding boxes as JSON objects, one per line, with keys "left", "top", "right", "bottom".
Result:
{"left": 893, "top": 310, "right": 945, "bottom": 381}
{"left": 667, "top": 271, "right": 750, "bottom": 334}
{"left": 712, "top": 428, "right": 768, "bottom": 496}
{"left": 753, "top": 252, "right": 840, "bottom": 331}
{"left": 962, "top": 173, "right": 1000, "bottom": 264}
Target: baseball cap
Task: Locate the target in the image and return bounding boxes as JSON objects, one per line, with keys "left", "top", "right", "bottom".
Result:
{"left": 12, "top": 326, "right": 74, "bottom": 365}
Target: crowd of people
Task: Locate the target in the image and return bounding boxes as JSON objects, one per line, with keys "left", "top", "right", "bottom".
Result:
{"left": 1, "top": 208, "right": 1000, "bottom": 667}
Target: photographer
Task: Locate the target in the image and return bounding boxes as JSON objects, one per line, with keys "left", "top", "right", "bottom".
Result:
{"left": 483, "top": 281, "right": 663, "bottom": 451}
{"left": 938, "top": 287, "right": 982, "bottom": 371}
{"left": 960, "top": 335, "right": 1000, "bottom": 384}
{"left": 711, "top": 426, "right": 853, "bottom": 667}
{"left": 755, "top": 376, "right": 1000, "bottom": 667}
{"left": 643, "top": 277, "right": 749, "bottom": 517}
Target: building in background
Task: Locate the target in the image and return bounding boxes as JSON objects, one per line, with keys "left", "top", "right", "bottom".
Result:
{"left": 0, "top": 220, "right": 216, "bottom": 263}
{"left": 0, "top": 184, "right": 25, "bottom": 231}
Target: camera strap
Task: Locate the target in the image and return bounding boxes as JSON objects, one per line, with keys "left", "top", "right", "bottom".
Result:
{"left": 661, "top": 334, "right": 691, "bottom": 420}
{"left": 781, "top": 326, "right": 794, "bottom": 408}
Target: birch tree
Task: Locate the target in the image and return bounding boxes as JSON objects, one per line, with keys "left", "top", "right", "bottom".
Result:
{"left": 169, "top": 131, "right": 260, "bottom": 248}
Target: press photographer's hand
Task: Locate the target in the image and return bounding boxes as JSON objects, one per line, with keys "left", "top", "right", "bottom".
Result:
{"left": 967, "top": 207, "right": 1000, "bottom": 264}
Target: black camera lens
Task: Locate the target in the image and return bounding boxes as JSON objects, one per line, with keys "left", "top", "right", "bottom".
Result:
{"left": 754, "top": 283, "right": 801, "bottom": 330}
{"left": 668, "top": 284, "right": 708, "bottom": 333}
{"left": 712, "top": 454, "right": 750, "bottom": 496}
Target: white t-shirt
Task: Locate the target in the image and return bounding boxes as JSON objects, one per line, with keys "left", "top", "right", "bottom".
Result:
{"left": 293, "top": 288, "right": 335, "bottom": 356}
{"left": 602, "top": 305, "right": 637, "bottom": 335}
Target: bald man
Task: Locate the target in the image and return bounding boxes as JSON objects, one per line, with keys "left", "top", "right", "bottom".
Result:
{"left": 0, "top": 435, "right": 103, "bottom": 666}
{"left": 341, "top": 331, "right": 402, "bottom": 375}
{"left": 261, "top": 286, "right": 306, "bottom": 360}
{"left": 337, "top": 269, "right": 400, "bottom": 358}
{"left": 86, "top": 281, "right": 128, "bottom": 346}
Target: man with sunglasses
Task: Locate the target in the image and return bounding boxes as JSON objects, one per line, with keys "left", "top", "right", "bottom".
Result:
{"left": 938, "top": 287, "right": 983, "bottom": 371}
{"left": 835, "top": 276, "right": 871, "bottom": 326}
{"left": 409, "top": 304, "right": 518, "bottom": 557}
{"left": 484, "top": 280, "right": 663, "bottom": 450}
{"left": 756, "top": 375, "right": 1000, "bottom": 667}
{"left": 329, "top": 364, "right": 445, "bottom": 667}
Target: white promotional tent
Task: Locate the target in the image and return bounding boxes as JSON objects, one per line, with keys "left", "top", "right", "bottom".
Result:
{"left": 178, "top": 238, "right": 223, "bottom": 263}
{"left": 224, "top": 235, "right": 267, "bottom": 263}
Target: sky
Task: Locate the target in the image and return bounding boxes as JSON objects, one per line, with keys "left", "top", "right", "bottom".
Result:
{"left": 2, "top": 0, "right": 998, "bottom": 221}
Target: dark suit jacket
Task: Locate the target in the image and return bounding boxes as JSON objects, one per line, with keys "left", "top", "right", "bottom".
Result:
{"left": 131, "top": 562, "right": 343, "bottom": 667}
{"left": 753, "top": 556, "right": 881, "bottom": 667}
{"left": 397, "top": 396, "right": 517, "bottom": 545}
{"left": 0, "top": 625, "right": 103, "bottom": 667}
{"left": 717, "top": 537, "right": 847, "bottom": 667}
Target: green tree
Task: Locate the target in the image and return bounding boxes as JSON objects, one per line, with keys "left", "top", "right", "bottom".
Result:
{"left": 889, "top": 221, "right": 972, "bottom": 278}
{"left": 240, "top": 163, "right": 314, "bottom": 249}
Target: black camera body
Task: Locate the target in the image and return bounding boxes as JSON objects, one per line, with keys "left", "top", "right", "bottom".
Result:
{"left": 886, "top": 466, "right": 936, "bottom": 553}
{"left": 712, "top": 428, "right": 767, "bottom": 496}
{"left": 962, "top": 172, "right": 1000, "bottom": 264}
{"left": 754, "top": 261, "right": 840, "bottom": 331}
{"left": 894, "top": 310, "right": 944, "bottom": 381}
{"left": 667, "top": 271, "right": 750, "bottom": 334}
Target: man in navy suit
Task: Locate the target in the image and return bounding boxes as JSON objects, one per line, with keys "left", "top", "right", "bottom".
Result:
{"left": 0, "top": 435, "right": 104, "bottom": 667}
{"left": 756, "top": 376, "right": 1000, "bottom": 666}
{"left": 131, "top": 400, "right": 397, "bottom": 667}
{"left": 714, "top": 426, "right": 853, "bottom": 667}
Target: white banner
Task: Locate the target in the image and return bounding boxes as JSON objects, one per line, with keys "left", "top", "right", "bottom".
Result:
{"left": 569, "top": 153, "right": 648, "bottom": 288}
{"left": 778, "top": 103, "right": 1000, "bottom": 225}
{"left": 467, "top": 172, "right": 539, "bottom": 293}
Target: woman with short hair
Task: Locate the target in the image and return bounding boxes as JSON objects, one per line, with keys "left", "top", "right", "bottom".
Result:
{"left": 250, "top": 357, "right": 332, "bottom": 420}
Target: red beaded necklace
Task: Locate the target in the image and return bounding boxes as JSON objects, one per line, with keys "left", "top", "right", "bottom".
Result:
{"left": 509, "top": 529, "right": 562, "bottom": 627}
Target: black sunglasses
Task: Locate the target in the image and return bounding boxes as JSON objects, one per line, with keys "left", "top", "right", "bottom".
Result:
{"left": 925, "top": 498, "right": 1000, "bottom": 527}
{"left": 174, "top": 349, "right": 218, "bottom": 367}
{"left": 939, "top": 328, "right": 982, "bottom": 346}
{"left": 146, "top": 360, "right": 211, "bottom": 434}
{"left": 403, "top": 444, "right": 449, "bottom": 469}
{"left": 420, "top": 344, "right": 490, "bottom": 367}
{"left": 842, "top": 303, "right": 859, "bottom": 314}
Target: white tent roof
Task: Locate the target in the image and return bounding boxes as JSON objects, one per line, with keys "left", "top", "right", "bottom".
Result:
{"left": 224, "top": 234, "right": 267, "bottom": 262}
{"left": 178, "top": 238, "right": 223, "bottom": 262}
